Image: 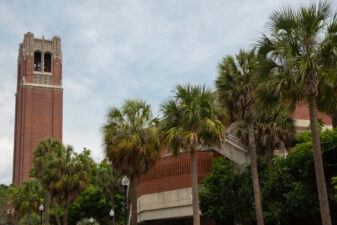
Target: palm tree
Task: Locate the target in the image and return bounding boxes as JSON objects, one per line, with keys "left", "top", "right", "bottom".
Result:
{"left": 42, "top": 145, "right": 91, "bottom": 225}
{"left": 33, "top": 138, "right": 62, "bottom": 225}
{"left": 96, "top": 160, "right": 121, "bottom": 225}
{"left": 102, "top": 99, "right": 161, "bottom": 225}
{"left": 12, "top": 179, "right": 45, "bottom": 225}
{"left": 237, "top": 106, "right": 296, "bottom": 165}
{"left": 317, "top": 70, "right": 337, "bottom": 128}
{"left": 215, "top": 49, "right": 265, "bottom": 225}
{"left": 160, "top": 85, "right": 225, "bottom": 225}
{"left": 256, "top": 106, "right": 296, "bottom": 162}
{"left": 257, "top": 2, "right": 337, "bottom": 224}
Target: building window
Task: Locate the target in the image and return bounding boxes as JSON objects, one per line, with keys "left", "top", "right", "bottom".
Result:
{"left": 44, "top": 53, "right": 52, "bottom": 72}
{"left": 34, "top": 52, "right": 41, "bottom": 71}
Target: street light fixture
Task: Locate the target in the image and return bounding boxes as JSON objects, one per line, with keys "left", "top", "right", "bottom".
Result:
{"left": 109, "top": 209, "right": 115, "bottom": 225}
{"left": 121, "top": 176, "right": 129, "bottom": 225}
{"left": 39, "top": 204, "right": 44, "bottom": 225}
{"left": 89, "top": 217, "right": 94, "bottom": 225}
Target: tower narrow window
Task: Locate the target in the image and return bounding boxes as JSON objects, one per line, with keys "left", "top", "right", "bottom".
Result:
{"left": 34, "top": 52, "right": 41, "bottom": 71}
{"left": 44, "top": 53, "right": 52, "bottom": 72}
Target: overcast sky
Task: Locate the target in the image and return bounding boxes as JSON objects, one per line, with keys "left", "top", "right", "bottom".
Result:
{"left": 1, "top": 0, "right": 335, "bottom": 184}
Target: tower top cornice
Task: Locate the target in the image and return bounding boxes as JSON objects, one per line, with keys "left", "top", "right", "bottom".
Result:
{"left": 18, "top": 32, "right": 62, "bottom": 60}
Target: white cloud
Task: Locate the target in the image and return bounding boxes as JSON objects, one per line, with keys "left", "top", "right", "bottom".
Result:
{"left": 0, "top": 137, "right": 13, "bottom": 184}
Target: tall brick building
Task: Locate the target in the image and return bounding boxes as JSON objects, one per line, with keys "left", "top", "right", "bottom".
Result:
{"left": 12, "top": 32, "right": 63, "bottom": 185}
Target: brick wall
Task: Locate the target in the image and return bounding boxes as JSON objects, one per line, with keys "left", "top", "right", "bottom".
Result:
{"left": 137, "top": 151, "right": 219, "bottom": 197}
{"left": 13, "top": 87, "right": 63, "bottom": 185}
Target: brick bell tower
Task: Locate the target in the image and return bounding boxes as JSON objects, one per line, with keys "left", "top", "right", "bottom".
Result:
{"left": 12, "top": 32, "right": 63, "bottom": 185}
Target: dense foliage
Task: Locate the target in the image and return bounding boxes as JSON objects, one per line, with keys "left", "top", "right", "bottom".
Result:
{"left": 199, "top": 157, "right": 253, "bottom": 224}
{"left": 0, "top": 184, "right": 13, "bottom": 224}
{"left": 200, "top": 129, "right": 337, "bottom": 225}
{"left": 67, "top": 184, "right": 124, "bottom": 225}
{"left": 49, "top": 159, "right": 124, "bottom": 225}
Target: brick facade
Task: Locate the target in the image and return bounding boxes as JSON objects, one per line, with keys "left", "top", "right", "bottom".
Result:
{"left": 12, "top": 33, "right": 63, "bottom": 185}
{"left": 138, "top": 151, "right": 220, "bottom": 197}
{"left": 292, "top": 101, "right": 332, "bottom": 125}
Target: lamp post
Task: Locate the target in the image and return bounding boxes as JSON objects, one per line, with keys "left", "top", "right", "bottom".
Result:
{"left": 39, "top": 204, "right": 44, "bottom": 225}
{"left": 89, "top": 217, "right": 94, "bottom": 225}
{"left": 109, "top": 209, "right": 114, "bottom": 225}
{"left": 121, "top": 176, "right": 129, "bottom": 225}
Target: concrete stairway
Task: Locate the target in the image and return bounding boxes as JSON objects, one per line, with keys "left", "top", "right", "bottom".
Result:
{"left": 202, "top": 121, "right": 250, "bottom": 166}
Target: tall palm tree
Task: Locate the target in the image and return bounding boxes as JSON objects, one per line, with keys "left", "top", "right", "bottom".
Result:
{"left": 257, "top": 2, "right": 337, "bottom": 224}
{"left": 160, "top": 85, "right": 225, "bottom": 225}
{"left": 102, "top": 99, "right": 161, "bottom": 225}
{"left": 215, "top": 49, "right": 265, "bottom": 225}
{"left": 33, "top": 138, "right": 62, "bottom": 225}
{"left": 42, "top": 146, "right": 91, "bottom": 225}
{"left": 96, "top": 160, "right": 121, "bottom": 225}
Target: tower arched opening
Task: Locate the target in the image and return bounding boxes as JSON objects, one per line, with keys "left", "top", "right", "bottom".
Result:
{"left": 34, "top": 51, "right": 41, "bottom": 71}
{"left": 44, "top": 53, "right": 52, "bottom": 72}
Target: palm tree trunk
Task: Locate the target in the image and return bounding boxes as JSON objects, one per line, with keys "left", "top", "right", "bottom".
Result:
{"left": 249, "top": 124, "right": 264, "bottom": 225}
{"left": 52, "top": 198, "right": 61, "bottom": 225}
{"left": 332, "top": 113, "right": 337, "bottom": 129}
{"left": 130, "top": 176, "right": 138, "bottom": 225}
{"left": 45, "top": 191, "right": 50, "bottom": 225}
{"left": 308, "top": 94, "right": 332, "bottom": 225}
{"left": 63, "top": 206, "right": 68, "bottom": 225}
{"left": 190, "top": 149, "right": 200, "bottom": 225}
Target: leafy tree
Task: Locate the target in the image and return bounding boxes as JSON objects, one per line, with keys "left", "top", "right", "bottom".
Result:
{"left": 257, "top": 2, "right": 337, "bottom": 223}
{"left": 262, "top": 146, "right": 321, "bottom": 225}
{"left": 12, "top": 179, "right": 45, "bottom": 225}
{"left": 215, "top": 49, "right": 265, "bottom": 225}
{"left": 0, "top": 184, "right": 12, "bottom": 224}
{"left": 199, "top": 157, "right": 253, "bottom": 224}
{"left": 67, "top": 184, "right": 123, "bottom": 225}
{"left": 201, "top": 129, "right": 337, "bottom": 225}
{"left": 332, "top": 177, "right": 337, "bottom": 200}
{"left": 18, "top": 213, "right": 41, "bottom": 225}
{"left": 96, "top": 160, "right": 121, "bottom": 225}
{"left": 32, "top": 137, "right": 63, "bottom": 225}
{"left": 47, "top": 160, "right": 125, "bottom": 225}
{"left": 161, "top": 85, "right": 225, "bottom": 225}
{"left": 42, "top": 146, "right": 91, "bottom": 225}
{"left": 102, "top": 99, "right": 161, "bottom": 225}
{"left": 262, "top": 129, "right": 337, "bottom": 225}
